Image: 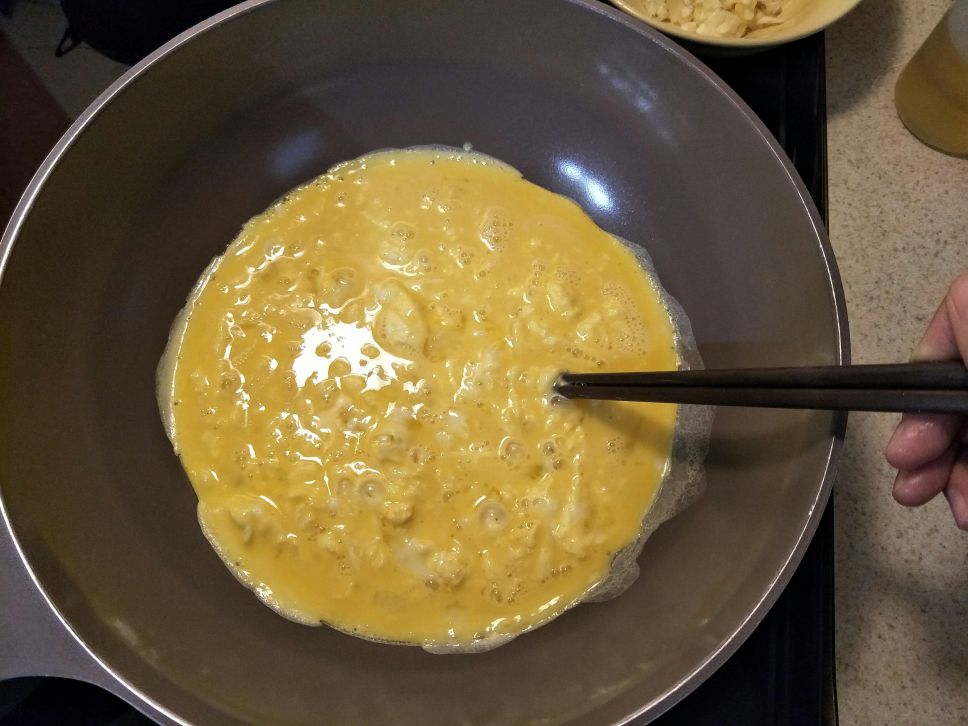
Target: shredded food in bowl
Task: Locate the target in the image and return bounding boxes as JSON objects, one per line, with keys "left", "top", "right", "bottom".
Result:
{"left": 640, "top": 0, "right": 786, "bottom": 38}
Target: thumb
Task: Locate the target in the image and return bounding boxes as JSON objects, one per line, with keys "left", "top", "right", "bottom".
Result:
{"left": 913, "top": 272, "right": 968, "bottom": 365}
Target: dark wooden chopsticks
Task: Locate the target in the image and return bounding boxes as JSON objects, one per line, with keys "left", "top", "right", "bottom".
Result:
{"left": 554, "top": 362, "right": 968, "bottom": 413}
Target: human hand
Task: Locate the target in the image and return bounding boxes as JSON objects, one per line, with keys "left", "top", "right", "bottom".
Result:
{"left": 885, "top": 272, "right": 968, "bottom": 530}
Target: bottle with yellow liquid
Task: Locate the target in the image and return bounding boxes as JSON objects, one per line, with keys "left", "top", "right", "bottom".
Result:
{"left": 894, "top": 0, "right": 968, "bottom": 157}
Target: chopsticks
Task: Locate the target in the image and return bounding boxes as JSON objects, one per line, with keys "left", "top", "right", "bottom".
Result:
{"left": 554, "top": 362, "right": 968, "bottom": 413}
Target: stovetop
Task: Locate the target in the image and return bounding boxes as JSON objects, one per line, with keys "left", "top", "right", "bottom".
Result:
{"left": 0, "top": 29, "right": 835, "bottom": 726}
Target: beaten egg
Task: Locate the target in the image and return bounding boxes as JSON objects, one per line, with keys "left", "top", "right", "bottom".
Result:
{"left": 158, "top": 148, "right": 697, "bottom": 651}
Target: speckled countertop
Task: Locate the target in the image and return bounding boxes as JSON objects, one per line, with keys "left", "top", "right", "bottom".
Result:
{"left": 826, "top": 1, "right": 968, "bottom": 723}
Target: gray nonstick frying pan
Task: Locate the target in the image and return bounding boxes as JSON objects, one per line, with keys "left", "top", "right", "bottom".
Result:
{"left": 0, "top": 1, "right": 846, "bottom": 723}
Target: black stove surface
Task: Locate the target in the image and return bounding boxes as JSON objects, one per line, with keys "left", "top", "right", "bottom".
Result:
{"left": 0, "top": 30, "right": 835, "bottom": 726}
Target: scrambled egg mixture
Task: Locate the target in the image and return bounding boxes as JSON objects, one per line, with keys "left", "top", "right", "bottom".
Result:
{"left": 638, "top": 0, "right": 786, "bottom": 38}
{"left": 159, "top": 148, "right": 679, "bottom": 649}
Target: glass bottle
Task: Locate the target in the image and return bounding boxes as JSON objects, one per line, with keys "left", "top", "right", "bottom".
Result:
{"left": 894, "top": 0, "right": 968, "bottom": 157}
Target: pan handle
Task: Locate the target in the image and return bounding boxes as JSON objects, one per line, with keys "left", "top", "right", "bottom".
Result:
{"left": 0, "top": 516, "right": 173, "bottom": 723}
{"left": 0, "top": 516, "right": 102, "bottom": 682}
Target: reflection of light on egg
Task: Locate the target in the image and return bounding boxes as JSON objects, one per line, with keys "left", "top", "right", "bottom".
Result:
{"left": 291, "top": 320, "right": 406, "bottom": 390}
{"left": 159, "top": 148, "right": 683, "bottom": 651}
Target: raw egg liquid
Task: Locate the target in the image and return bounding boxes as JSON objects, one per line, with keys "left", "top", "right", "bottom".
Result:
{"left": 159, "top": 148, "right": 679, "bottom": 649}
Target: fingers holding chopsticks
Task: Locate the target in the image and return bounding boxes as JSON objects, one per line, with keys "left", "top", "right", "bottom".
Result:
{"left": 885, "top": 272, "right": 968, "bottom": 530}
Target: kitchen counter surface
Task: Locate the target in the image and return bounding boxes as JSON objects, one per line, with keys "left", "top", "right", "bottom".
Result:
{"left": 826, "top": 1, "right": 968, "bottom": 723}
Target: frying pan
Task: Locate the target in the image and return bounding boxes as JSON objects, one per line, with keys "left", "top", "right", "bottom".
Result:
{"left": 0, "top": 0, "right": 847, "bottom": 723}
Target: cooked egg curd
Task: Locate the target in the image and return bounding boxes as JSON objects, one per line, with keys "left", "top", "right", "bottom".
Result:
{"left": 159, "top": 148, "right": 680, "bottom": 649}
